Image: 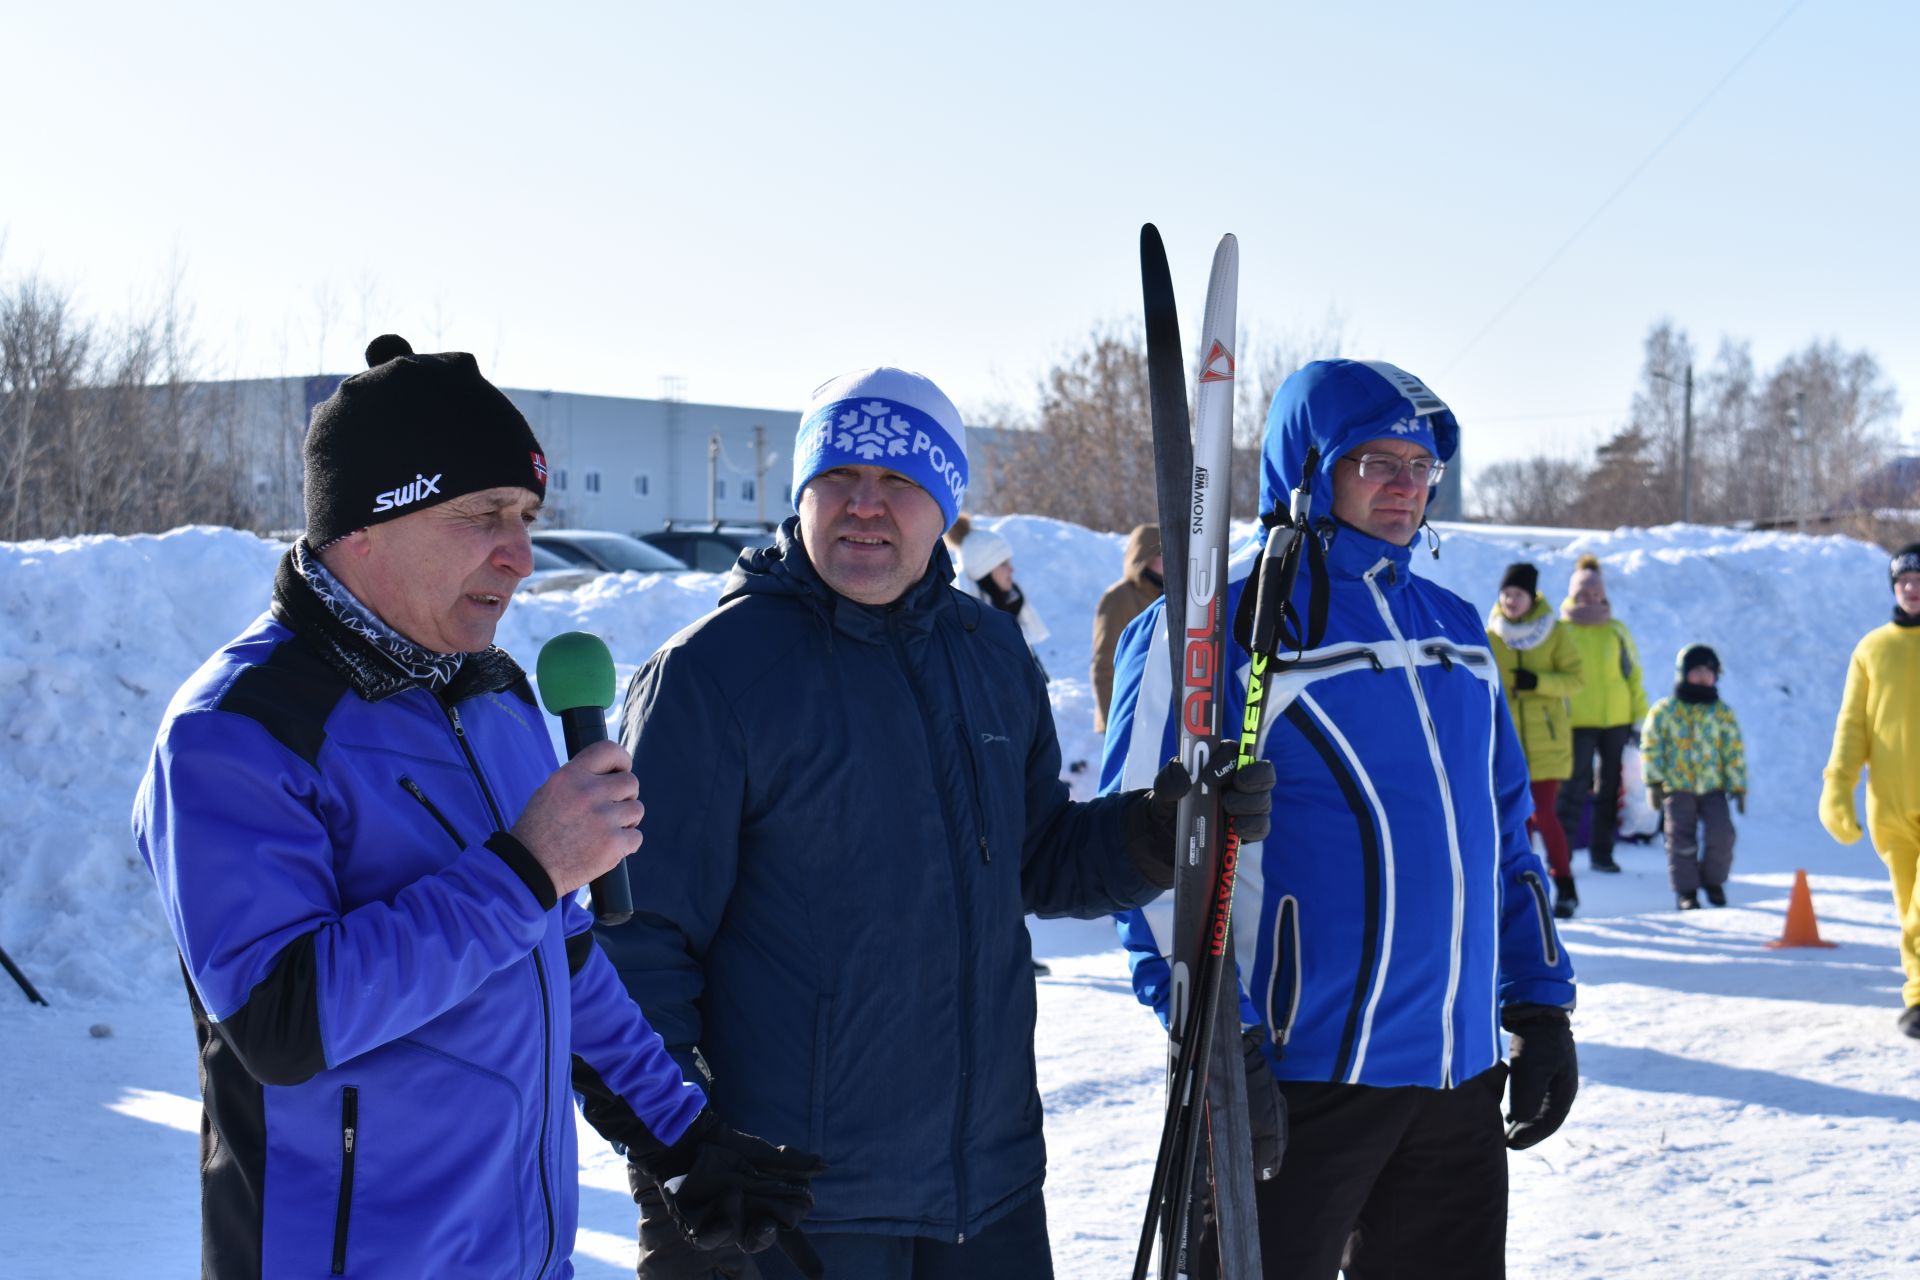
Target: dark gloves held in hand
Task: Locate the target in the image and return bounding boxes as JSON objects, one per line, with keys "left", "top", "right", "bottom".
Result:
{"left": 1503, "top": 1004, "right": 1577, "bottom": 1151}
{"left": 1243, "top": 1030, "right": 1287, "bottom": 1181}
{"left": 1733, "top": 789, "right": 1746, "bottom": 814}
{"left": 634, "top": 1183, "right": 755, "bottom": 1280}
{"left": 630, "top": 1109, "right": 827, "bottom": 1274}
{"left": 1648, "top": 782, "right": 1666, "bottom": 811}
{"left": 1127, "top": 757, "right": 1279, "bottom": 888}
{"left": 1510, "top": 668, "right": 1538, "bottom": 692}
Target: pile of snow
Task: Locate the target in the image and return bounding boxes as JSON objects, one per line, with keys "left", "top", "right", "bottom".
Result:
{"left": 0, "top": 512, "right": 1894, "bottom": 999}
{"left": 3, "top": 516, "right": 1916, "bottom": 1277}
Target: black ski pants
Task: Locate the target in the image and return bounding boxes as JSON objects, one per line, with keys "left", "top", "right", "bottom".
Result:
{"left": 1664, "top": 789, "right": 1736, "bottom": 894}
{"left": 751, "top": 1192, "right": 1052, "bottom": 1280}
{"left": 1253, "top": 1066, "right": 1510, "bottom": 1280}
{"left": 1559, "top": 724, "right": 1633, "bottom": 863}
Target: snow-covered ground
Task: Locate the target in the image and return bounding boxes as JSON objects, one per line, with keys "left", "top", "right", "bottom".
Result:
{"left": 2, "top": 517, "right": 1916, "bottom": 1277}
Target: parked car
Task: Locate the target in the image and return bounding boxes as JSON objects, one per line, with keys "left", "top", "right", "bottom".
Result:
{"left": 520, "top": 543, "right": 600, "bottom": 594}
{"left": 530, "top": 529, "right": 689, "bottom": 575}
{"left": 637, "top": 524, "right": 777, "bottom": 573}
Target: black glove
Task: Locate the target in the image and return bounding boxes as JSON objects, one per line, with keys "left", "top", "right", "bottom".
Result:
{"left": 1732, "top": 789, "right": 1746, "bottom": 814}
{"left": 1243, "top": 1030, "right": 1287, "bottom": 1181}
{"left": 1511, "top": 668, "right": 1538, "bottom": 692}
{"left": 1648, "top": 782, "right": 1666, "bottom": 811}
{"left": 1127, "top": 758, "right": 1278, "bottom": 887}
{"left": 634, "top": 1181, "right": 757, "bottom": 1280}
{"left": 630, "top": 1110, "right": 827, "bottom": 1260}
{"left": 1503, "top": 1005, "right": 1577, "bottom": 1150}
{"left": 1628, "top": 726, "right": 1642, "bottom": 747}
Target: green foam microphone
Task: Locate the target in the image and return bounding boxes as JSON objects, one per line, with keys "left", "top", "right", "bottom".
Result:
{"left": 536, "top": 632, "right": 633, "bottom": 925}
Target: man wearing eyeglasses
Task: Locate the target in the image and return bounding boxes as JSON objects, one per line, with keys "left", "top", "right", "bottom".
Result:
{"left": 1103, "top": 360, "right": 1577, "bottom": 1279}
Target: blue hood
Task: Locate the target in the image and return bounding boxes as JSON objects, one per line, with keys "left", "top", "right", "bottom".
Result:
{"left": 1260, "top": 359, "right": 1460, "bottom": 522}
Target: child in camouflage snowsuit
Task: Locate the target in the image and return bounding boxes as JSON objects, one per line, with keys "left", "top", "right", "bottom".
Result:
{"left": 1642, "top": 643, "right": 1748, "bottom": 909}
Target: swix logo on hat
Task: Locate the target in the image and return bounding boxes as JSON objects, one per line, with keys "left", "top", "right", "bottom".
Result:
{"left": 372, "top": 472, "right": 443, "bottom": 513}
{"left": 530, "top": 452, "right": 548, "bottom": 484}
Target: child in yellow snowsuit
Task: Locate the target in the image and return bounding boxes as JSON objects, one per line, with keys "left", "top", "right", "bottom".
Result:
{"left": 1821, "top": 542, "right": 1920, "bottom": 1040}
{"left": 1642, "top": 644, "right": 1747, "bottom": 911}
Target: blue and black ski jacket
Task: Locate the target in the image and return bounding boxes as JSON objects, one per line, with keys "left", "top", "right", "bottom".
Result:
{"left": 1105, "top": 360, "right": 1574, "bottom": 1090}
{"left": 133, "top": 554, "right": 704, "bottom": 1279}
{"left": 597, "top": 519, "right": 1161, "bottom": 1242}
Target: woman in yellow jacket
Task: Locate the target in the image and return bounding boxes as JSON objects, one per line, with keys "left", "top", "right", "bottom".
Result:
{"left": 1488, "top": 562, "right": 1586, "bottom": 917}
{"left": 1555, "top": 554, "right": 1649, "bottom": 874}
{"left": 1821, "top": 542, "right": 1920, "bottom": 1040}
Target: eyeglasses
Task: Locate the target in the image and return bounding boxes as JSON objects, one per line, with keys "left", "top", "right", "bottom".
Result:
{"left": 1345, "top": 452, "right": 1446, "bottom": 485}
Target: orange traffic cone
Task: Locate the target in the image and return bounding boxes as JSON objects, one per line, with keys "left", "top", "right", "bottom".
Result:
{"left": 1765, "top": 869, "right": 1838, "bottom": 949}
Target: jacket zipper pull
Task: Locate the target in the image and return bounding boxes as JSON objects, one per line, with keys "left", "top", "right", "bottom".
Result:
{"left": 450, "top": 706, "right": 465, "bottom": 738}
{"left": 978, "top": 836, "right": 991, "bottom": 865}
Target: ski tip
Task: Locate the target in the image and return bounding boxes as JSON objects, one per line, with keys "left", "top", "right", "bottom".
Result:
{"left": 1142, "top": 222, "right": 1166, "bottom": 250}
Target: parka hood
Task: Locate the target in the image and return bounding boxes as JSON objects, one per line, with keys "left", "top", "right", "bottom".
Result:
{"left": 1123, "top": 523, "right": 1162, "bottom": 586}
{"left": 1260, "top": 359, "right": 1460, "bottom": 523}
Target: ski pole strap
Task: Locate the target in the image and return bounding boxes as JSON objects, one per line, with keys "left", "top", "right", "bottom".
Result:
{"left": 1231, "top": 519, "right": 1327, "bottom": 664}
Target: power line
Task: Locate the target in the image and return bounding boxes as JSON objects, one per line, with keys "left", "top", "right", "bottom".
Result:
{"left": 1441, "top": 0, "right": 1806, "bottom": 379}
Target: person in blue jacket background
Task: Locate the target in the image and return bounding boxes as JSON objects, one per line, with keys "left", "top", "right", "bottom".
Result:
{"left": 134, "top": 336, "right": 819, "bottom": 1280}
{"left": 597, "top": 366, "right": 1273, "bottom": 1280}
{"left": 1104, "top": 359, "right": 1578, "bottom": 1280}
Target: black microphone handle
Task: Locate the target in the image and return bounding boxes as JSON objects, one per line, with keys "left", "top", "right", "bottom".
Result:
{"left": 558, "top": 706, "right": 635, "bottom": 926}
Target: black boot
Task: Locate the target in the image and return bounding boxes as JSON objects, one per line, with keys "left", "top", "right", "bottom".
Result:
{"left": 1590, "top": 851, "right": 1621, "bottom": 873}
{"left": 1676, "top": 891, "right": 1700, "bottom": 910}
{"left": 1898, "top": 1006, "right": 1920, "bottom": 1040}
{"left": 1704, "top": 884, "right": 1727, "bottom": 907}
{"left": 1552, "top": 875, "right": 1578, "bottom": 919}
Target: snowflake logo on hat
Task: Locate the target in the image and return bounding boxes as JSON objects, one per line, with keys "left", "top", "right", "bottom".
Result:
{"left": 1387, "top": 417, "right": 1419, "bottom": 435}
{"left": 835, "top": 400, "right": 913, "bottom": 462}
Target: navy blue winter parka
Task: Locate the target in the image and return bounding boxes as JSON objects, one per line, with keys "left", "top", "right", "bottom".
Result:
{"left": 597, "top": 518, "right": 1161, "bottom": 1242}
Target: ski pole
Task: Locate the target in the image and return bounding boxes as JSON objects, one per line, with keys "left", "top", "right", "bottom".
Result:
{"left": 0, "top": 940, "right": 49, "bottom": 1006}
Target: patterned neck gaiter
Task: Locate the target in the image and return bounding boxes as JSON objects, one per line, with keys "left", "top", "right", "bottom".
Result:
{"left": 293, "top": 540, "right": 466, "bottom": 690}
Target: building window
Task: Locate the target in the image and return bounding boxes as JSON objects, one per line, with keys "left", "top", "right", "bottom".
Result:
{"left": 741, "top": 479, "right": 756, "bottom": 502}
{"left": 584, "top": 471, "right": 601, "bottom": 494}
{"left": 555, "top": 469, "right": 569, "bottom": 491}
{"left": 634, "top": 474, "right": 649, "bottom": 496}
{"left": 715, "top": 480, "right": 727, "bottom": 501}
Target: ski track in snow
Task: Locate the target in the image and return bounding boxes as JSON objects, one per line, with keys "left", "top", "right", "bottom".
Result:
{"left": 2, "top": 518, "right": 1917, "bottom": 1277}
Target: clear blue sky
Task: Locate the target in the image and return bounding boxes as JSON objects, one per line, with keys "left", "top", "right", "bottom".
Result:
{"left": 5, "top": 0, "right": 1914, "bottom": 486}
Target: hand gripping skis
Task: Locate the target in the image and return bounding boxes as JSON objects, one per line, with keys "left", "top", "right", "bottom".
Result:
{"left": 1132, "top": 227, "right": 1262, "bottom": 1280}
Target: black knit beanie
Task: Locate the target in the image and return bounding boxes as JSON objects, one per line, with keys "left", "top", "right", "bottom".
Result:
{"left": 1499, "top": 562, "right": 1538, "bottom": 596}
{"left": 1890, "top": 543, "right": 1920, "bottom": 585}
{"left": 1675, "top": 643, "right": 1722, "bottom": 677}
{"left": 303, "top": 334, "right": 547, "bottom": 548}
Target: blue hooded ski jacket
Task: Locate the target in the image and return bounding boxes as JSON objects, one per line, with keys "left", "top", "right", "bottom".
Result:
{"left": 133, "top": 555, "right": 705, "bottom": 1279}
{"left": 596, "top": 518, "right": 1161, "bottom": 1242}
{"left": 1106, "top": 360, "right": 1574, "bottom": 1089}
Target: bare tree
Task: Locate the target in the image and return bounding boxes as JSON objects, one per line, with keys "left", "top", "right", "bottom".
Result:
{"left": 980, "top": 322, "right": 1156, "bottom": 531}
{"left": 1472, "top": 454, "right": 1593, "bottom": 524}
{"left": 980, "top": 313, "right": 1357, "bottom": 530}
{"left": 1466, "top": 321, "right": 1902, "bottom": 531}
{"left": 0, "top": 269, "right": 260, "bottom": 539}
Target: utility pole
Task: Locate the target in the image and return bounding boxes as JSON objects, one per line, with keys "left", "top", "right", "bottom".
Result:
{"left": 1680, "top": 363, "right": 1694, "bottom": 524}
{"left": 707, "top": 434, "right": 720, "bottom": 526}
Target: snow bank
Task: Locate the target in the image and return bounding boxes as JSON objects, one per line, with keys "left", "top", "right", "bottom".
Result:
{"left": 0, "top": 518, "right": 1891, "bottom": 1001}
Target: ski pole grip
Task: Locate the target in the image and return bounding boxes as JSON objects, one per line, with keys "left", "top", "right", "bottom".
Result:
{"left": 1248, "top": 525, "right": 1298, "bottom": 658}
